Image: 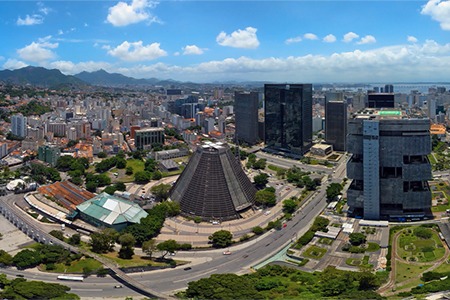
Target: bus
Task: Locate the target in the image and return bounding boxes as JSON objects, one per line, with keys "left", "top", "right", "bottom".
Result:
{"left": 57, "top": 275, "right": 84, "bottom": 282}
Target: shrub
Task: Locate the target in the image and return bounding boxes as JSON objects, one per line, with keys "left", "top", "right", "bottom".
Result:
{"left": 297, "top": 230, "right": 315, "bottom": 247}
{"left": 252, "top": 226, "right": 264, "bottom": 235}
{"left": 414, "top": 227, "right": 433, "bottom": 239}
{"left": 349, "top": 232, "right": 367, "bottom": 246}
{"left": 349, "top": 246, "right": 366, "bottom": 253}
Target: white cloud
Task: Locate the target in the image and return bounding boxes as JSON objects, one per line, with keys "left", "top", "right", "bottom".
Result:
{"left": 107, "top": 40, "right": 450, "bottom": 82}
{"left": 37, "top": 2, "right": 51, "bottom": 15}
{"left": 17, "top": 14, "right": 43, "bottom": 26}
{"left": 107, "top": 40, "right": 167, "bottom": 61}
{"left": 285, "top": 36, "right": 302, "bottom": 45}
{"left": 216, "top": 27, "right": 260, "bottom": 49}
{"left": 3, "top": 59, "right": 28, "bottom": 70}
{"left": 304, "top": 33, "right": 318, "bottom": 40}
{"left": 407, "top": 35, "right": 418, "bottom": 43}
{"left": 357, "top": 35, "right": 376, "bottom": 44}
{"left": 182, "top": 45, "right": 205, "bottom": 55}
{"left": 323, "top": 34, "right": 337, "bottom": 43}
{"left": 343, "top": 32, "right": 359, "bottom": 43}
{"left": 106, "top": 0, "right": 159, "bottom": 27}
{"left": 421, "top": 0, "right": 450, "bottom": 30}
{"left": 58, "top": 29, "right": 64, "bottom": 35}
{"left": 17, "top": 37, "right": 58, "bottom": 63}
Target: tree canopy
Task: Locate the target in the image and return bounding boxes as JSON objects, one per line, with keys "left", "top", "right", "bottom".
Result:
{"left": 150, "top": 183, "right": 172, "bottom": 201}
{"left": 326, "top": 182, "right": 343, "bottom": 200}
{"left": 255, "top": 188, "right": 277, "bottom": 207}
{"left": 184, "top": 265, "right": 382, "bottom": 300}
{"left": 209, "top": 230, "right": 233, "bottom": 248}
{"left": 253, "top": 173, "right": 269, "bottom": 188}
{"left": 157, "top": 239, "right": 180, "bottom": 258}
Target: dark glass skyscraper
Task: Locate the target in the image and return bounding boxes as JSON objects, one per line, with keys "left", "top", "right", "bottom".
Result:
{"left": 235, "top": 91, "right": 259, "bottom": 145}
{"left": 367, "top": 93, "right": 394, "bottom": 108}
{"left": 325, "top": 92, "right": 347, "bottom": 152}
{"left": 264, "top": 84, "right": 312, "bottom": 157}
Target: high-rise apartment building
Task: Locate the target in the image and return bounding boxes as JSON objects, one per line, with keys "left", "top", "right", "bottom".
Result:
{"left": 384, "top": 84, "right": 394, "bottom": 93}
{"left": 346, "top": 108, "right": 431, "bottom": 220}
{"left": 264, "top": 84, "right": 312, "bottom": 157}
{"left": 234, "top": 91, "right": 259, "bottom": 145}
{"left": 38, "top": 144, "right": 61, "bottom": 167}
{"left": 325, "top": 92, "right": 347, "bottom": 152}
{"left": 11, "top": 113, "right": 27, "bottom": 138}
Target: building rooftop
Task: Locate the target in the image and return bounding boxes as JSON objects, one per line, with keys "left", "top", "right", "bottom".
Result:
{"left": 38, "top": 181, "right": 95, "bottom": 210}
{"left": 430, "top": 124, "right": 446, "bottom": 135}
{"left": 352, "top": 108, "right": 427, "bottom": 120}
{"left": 76, "top": 192, "right": 148, "bottom": 225}
{"left": 135, "top": 127, "right": 164, "bottom": 133}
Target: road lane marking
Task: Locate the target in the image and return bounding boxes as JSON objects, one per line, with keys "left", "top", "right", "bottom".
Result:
{"left": 173, "top": 268, "right": 218, "bottom": 283}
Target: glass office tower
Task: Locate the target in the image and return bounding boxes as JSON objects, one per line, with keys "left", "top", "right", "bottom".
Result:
{"left": 264, "top": 84, "right": 312, "bottom": 157}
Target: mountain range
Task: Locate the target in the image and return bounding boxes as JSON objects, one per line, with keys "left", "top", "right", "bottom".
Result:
{"left": 0, "top": 66, "right": 182, "bottom": 89}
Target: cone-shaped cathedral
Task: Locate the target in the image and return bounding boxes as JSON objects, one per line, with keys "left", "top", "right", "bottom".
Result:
{"left": 169, "top": 141, "right": 257, "bottom": 221}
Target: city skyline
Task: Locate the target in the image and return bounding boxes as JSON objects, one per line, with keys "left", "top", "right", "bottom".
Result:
{"left": 1, "top": 1, "right": 450, "bottom": 83}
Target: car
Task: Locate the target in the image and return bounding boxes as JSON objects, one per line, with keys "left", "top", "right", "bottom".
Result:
{"left": 183, "top": 267, "right": 192, "bottom": 271}
{"left": 223, "top": 251, "right": 232, "bottom": 255}
{"left": 15, "top": 274, "right": 24, "bottom": 278}
{"left": 114, "top": 285, "right": 123, "bottom": 289}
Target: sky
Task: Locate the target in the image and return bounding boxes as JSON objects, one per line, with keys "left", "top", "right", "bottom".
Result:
{"left": 1, "top": 0, "right": 450, "bottom": 83}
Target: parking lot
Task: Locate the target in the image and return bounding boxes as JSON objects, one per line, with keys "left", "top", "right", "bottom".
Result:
{"left": 0, "top": 213, "right": 34, "bottom": 254}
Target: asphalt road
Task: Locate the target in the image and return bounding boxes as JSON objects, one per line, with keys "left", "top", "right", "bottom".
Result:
{"left": 256, "top": 152, "right": 333, "bottom": 174}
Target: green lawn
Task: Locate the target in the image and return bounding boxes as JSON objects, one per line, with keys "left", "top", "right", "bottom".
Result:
{"left": 267, "top": 165, "right": 287, "bottom": 173}
{"left": 345, "top": 255, "right": 372, "bottom": 268}
{"left": 432, "top": 260, "right": 450, "bottom": 273}
{"left": 397, "top": 228, "right": 445, "bottom": 263}
{"left": 41, "top": 258, "right": 103, "bottom": 274}
{"left": 126, "top": 158, "right": 145, "bottom": 173}
{"left": 428, "top": 154, "right": 437, "bottom": 165}
{"left": 318, "top": 238, "right": 333, "bottom": 245}
{"left": 101, "top": 252, "right": 187, "bottom": 268}
{"left": 396, "top": 261, "right": 432, "bottom": 284}
{"left": 366, "top": 242, "right": 381, "bottom": 252}
{"left": 302, "top": 245, "right": 327, "bottom": 260}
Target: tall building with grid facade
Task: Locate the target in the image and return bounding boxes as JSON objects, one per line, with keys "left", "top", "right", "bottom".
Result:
{"left": 134, "top": 127, "right": 165, "bottom": 150}
{"left": 346, "top": 108, "right": 432, "bottom": 220}
{"left": 264, "top": 84, "right": 312, "bottom": 157}
{"left": 235, "top": 91, "right": 259, "bottom": 145}
{"left": 325, "top": 92, "right": 347, "bottom": 152}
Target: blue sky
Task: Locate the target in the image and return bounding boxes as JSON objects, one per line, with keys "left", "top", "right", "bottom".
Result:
{"left": 1, "top": 0, "right": 450, "bottom": 83}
